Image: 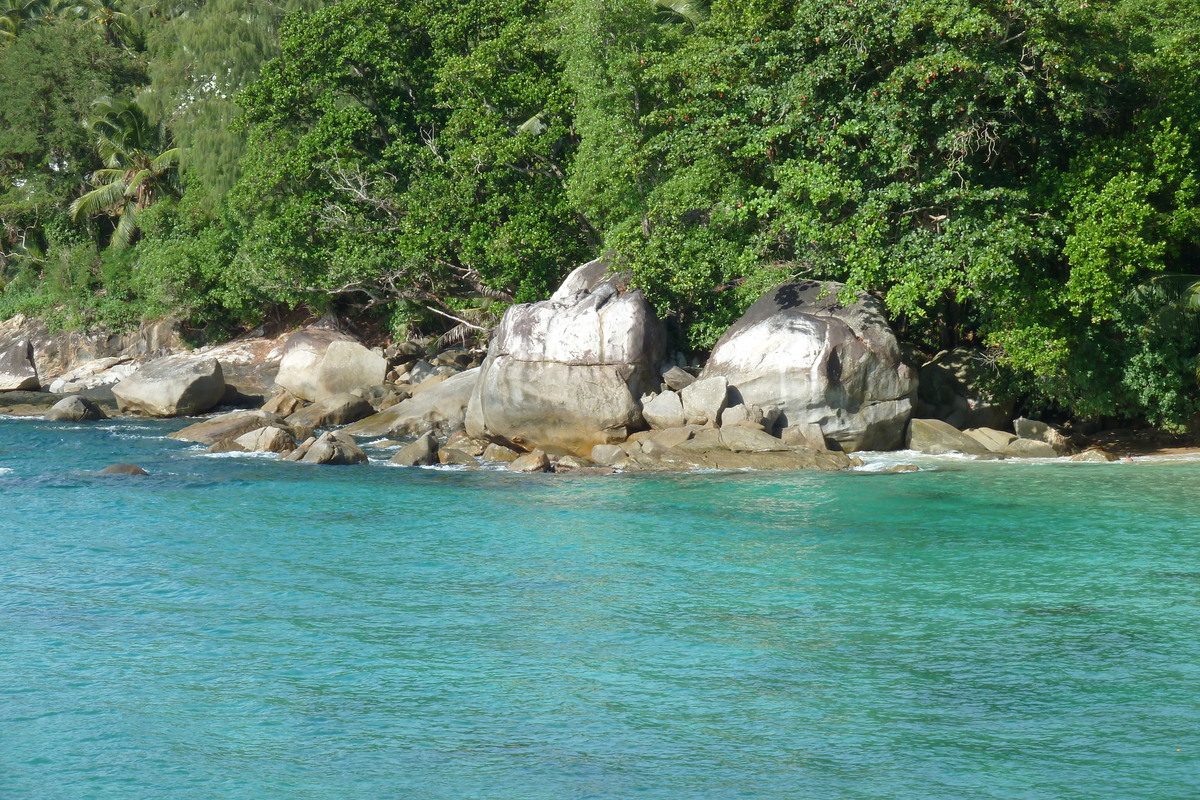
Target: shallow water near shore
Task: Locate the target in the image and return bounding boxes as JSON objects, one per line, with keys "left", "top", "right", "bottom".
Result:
{"left": 3, "top": 417, "right": 1199, "bottom": 799}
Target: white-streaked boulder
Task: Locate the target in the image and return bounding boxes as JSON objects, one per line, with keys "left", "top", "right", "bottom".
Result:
{"left": 466, "top": 257, "right": 666, "bottom": 455}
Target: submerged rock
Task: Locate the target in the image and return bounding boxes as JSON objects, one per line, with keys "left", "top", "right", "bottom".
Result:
{"left": 45, "top": 395, "right": 107, "bottom": 422}
{"left": 390, "top": 432, "right": 439, "bottom": 467}
{"left": 97, "top": 463, "right": 148, "bottom": 475}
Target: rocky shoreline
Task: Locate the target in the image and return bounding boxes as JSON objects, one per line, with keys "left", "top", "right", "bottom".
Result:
{"left": 0, "top": 258, "right": 1143, "bottom": 474}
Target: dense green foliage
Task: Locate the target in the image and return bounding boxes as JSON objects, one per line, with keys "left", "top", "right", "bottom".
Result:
{"left": 1, "top": 0, "right": 1199, "bottom": 426}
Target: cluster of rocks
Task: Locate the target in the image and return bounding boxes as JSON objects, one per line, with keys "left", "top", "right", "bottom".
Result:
{"left": 1, "top": 255, "right": 1125, "bottom": 472}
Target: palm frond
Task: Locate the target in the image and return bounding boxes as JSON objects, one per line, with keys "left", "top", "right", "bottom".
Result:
{"left": 110, "top": 201, "right": 139, "bottom": 249}
{"left": 69, "top": 179, "right": 127, "bottom": 220}
{"left": 652, "top": 0, "right": 706, "bottom": 26}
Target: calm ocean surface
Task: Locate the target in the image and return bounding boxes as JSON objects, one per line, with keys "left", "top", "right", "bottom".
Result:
{"left": 2, "top": 416, "right": 1199, "bottom": 799}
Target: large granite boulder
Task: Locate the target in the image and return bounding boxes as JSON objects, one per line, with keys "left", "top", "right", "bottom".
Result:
{"left": 344, "top": 368, "right": 479, "bottom": 438}
{"left": 699, "top": 281, "right": 916, "bottom": 452}
{"left": 273, "top": 329, "right": 357, "bottom": 402}
{"left": 0, "top": 339, "right": 39, "bottom": 391}
{"left": 466, "top": 257, "right": 666, "bottom": 455}
{"left": 112, "top": 357, "right": 225, "bottom": 417}
{"left": 907, "top": 418, "right": 992, "bottom": 455}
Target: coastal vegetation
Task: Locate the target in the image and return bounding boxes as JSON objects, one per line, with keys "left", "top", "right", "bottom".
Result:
{"left": 1, "top": 0, "right": 1198, "bottom": 428}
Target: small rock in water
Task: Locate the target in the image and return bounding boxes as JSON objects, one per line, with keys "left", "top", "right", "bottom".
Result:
{"left": 98, "top": 463, "right": 148, "bottom": 476}
{"left": 45, "top": 395, "right": 107, "bottom": 422}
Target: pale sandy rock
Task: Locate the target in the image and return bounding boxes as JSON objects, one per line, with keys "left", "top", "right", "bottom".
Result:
{"left": 781, "top": 423, "right": 827, "bottom": 450}
{"left": 642, "top": 390, "right": 686, "bottom": 430}
{"left": 681, "top": 376, "right": 728, "bottom": 426}
{"left": 964, "top": 427, "right": 1018, "bottom": 452}
{"left": 262, "top": 389, "right": 304, "bottom": 417}
{"left": 285, "top": 392, "right": 373, "bottom": 429}
{"left": 719, "top": 426, "right": 789, "bottom": 453}
{"left": 314, "top": 340, "right": 388, "bottom": 401}
{"left": 438, "top": 448, "right": 477, "bottom": 466}
{"left": 1070, "top": 449, "right": 1117, "bottom": 463}
{"left": 482, "top": 442, "right": 521, "bottom": 463}
{"left": 508, "top": 449, "right": 550, "bottom": 473}
{"left": 344, "top": 368, "right": 479, "bottom": 438}
{"left": 170, "top": 409, "right": 289, "bottom": 445}
{"left": 1003, "top": 438, "right": 1059, "bottom": 458}
{"left": 234, "top": 426, "right": 296, "bottom": 453}
{"left": 907, "top": 418, "right": 991, "bottom": 455}
{"left": 273, "top": 329, "right": 356, "bottom": 401}
{"left": 590, "top": 444, "right": 628, "bottom": 466}
{"left": 662, "top": 365, "right": 696, "bottom": 392}
{"left": 391, "top": 432, "right": 439, "bottom": 467}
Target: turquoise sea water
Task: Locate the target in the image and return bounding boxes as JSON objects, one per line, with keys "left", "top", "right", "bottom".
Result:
{"left": 2, "top": 417, "right": 1199, "bottom": 799}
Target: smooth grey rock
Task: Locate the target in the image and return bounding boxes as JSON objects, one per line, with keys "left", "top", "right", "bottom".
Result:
{"left": 0, "top": 339, "right": 40, "bottom": 391}
{"left": 391, "top": 432, "right": 440, "bottom": 466}
{"left": 314, "top": 340, "right": 388, "bottom": 401}
{"left": 662, "top": 366, "right": 696, "bottom": 392}
{"left": 112, "top": 357, "right": 225, "bottom": 417}
{"left": 274, "top": 329, "right": 356, "bottom": 402}
{"left": 700, "top": 281, "right": 916, "bottom": 452}
{"left": 285, "top": 392, "right": 373, "bottom": 429}
{"left": 681, "top": 376, "right": 728, "bottom": 426}
{"left": 45, "top": 395, "right": 107, "bottom": 421}
{"left": 170, "top": 409, "right": 289, "bottom": 445}
{"left": 345, "top": 368, "right": 479, "bottom": 438}
{"left": 780, "top": 423, "right": 827, "bottom": 450}
{"left": 719, "top": 426, "right": 789, "bottom": 453}
{"left": 642, "top": 390, "right": 686, "bottom": 430}
{"left": 234, "top": 426, "right": 296, "bottom": 453}
{"left": 907, "top": 418, "right": 992, "bottom": 455}
{"left": 207, "top": 439, "right": 247, "bottom": 454}
{"left": 590, "top": 443, "right": 628, "bottom": 466}
{"left": 300, "top": 431, "right": 368, "bottom": 465}
{"left": 466, "top": 256, "right": 665, "bottom": 455}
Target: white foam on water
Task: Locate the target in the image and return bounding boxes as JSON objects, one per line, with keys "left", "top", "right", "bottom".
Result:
{"left": 0, "top": 467, "right": 13, "bottom": 475}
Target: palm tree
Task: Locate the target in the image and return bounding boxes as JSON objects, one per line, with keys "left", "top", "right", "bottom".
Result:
{"left": 69, "top": 96, "right": 181, "bottom": 249}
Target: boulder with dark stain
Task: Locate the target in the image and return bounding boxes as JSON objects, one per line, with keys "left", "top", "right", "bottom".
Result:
{"left": 700, "top": 281, "right": 916, "bottom": 452}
